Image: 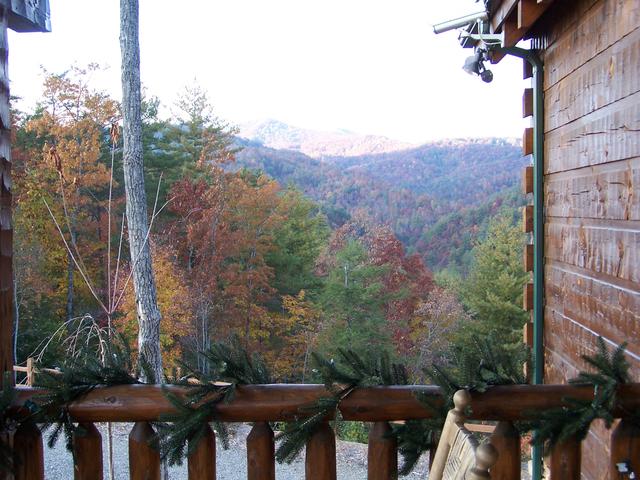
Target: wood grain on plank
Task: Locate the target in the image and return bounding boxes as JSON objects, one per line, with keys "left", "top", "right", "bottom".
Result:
{"left": 367, "top": 421, "right": 398, "bottom": 480}
{"left": 543, "top": 0, "right": 640, "bottom": 88}
{"left": 72, "top": 423, "right": 103, "bottom": 480}
{"left": 544, "top": 306, "right": 640, "bottom": 382}
{"left": 545, "top": 261, "right": 640, "bottom": 361}
{"left": 549, "top": 436, "right": 581, "bottom": 480}
{"left": 247, "top": 422, "right": 275, "bottom": 480}
{"left": 544, "top": 90, "right": 640, "bottom": 174}
{"left": 129, "top": 422, "right": 160, "bottom": 480}
{"left": 545, "top": 219, "right": 640, "bottom": 283}
{"left": 13, "top": 420, "right": 44, "bottom": 480}
{"left": 489, "top": 421, "right": 521, "bottom": 480}
{"left": 188, "top": 423, "right": 215, "bottom": 480}
{"left": 305, "top": 423, "right": 336, "bottom": 480}
{"left": 610, "top": 419, "right": 640, "bottom": 478}
{"left": 544, "top": 24, "right": 640, "bottom": 132}
{"left": 545, "top": 157, "right": 640, "bottom": 220}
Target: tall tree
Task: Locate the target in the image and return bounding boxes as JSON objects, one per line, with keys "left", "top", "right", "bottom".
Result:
{"left": 120, "top": 0, "right": 163, "bottom": 381}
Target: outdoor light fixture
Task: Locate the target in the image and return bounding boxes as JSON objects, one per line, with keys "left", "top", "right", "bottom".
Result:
{"left": 462, "top": 48, "right": 493, "bottom": 83}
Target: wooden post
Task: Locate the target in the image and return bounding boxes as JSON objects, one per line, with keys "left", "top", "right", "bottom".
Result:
{"left": 305, "top": 423, "right": 336, "bottom": 480}
{"left": 490, "top": 421, "right": 521, "bottom": 480}
{"left": 610, "top": 419, "right": 640, "bottom": 478}
{"left": 522, "top": 88, "right": 533, "bottom": 118}
{"left": 26, "top": 357, "right": 34, "bottom": 386}
{"left": 523, "top": 282, "right": 534, "bottom": 311}
{"left": 188, "top": 423, "right": 216, "bottom": 480}
{"left": 247, "top": 422, "right": 275, "bottom": 480}
{"left": 129, "top": 422, "right": 160, "bottom": 480}
{"left": 523, "top": 127, "right": 534, "bottom": 156}
{"left": 522, "top": 205, "right": 534, "bottom": 233}
{"left": 73, "top": 422, "right": 103, "bottom": 480}
{"left": 14, "top": 420, "right": 44, "bottom": 480}
{"left": 524, "top": 243, "right": 534, "bottom": 272}
{"left": 367, "top": 421, "right": 398, "bottom": 480}
{"left": 522, "top": 166, "right": 533, "bottom": 194}
{"left": 0, "top": 0, "right": 13, "bottom": 389}
{"left": 549, "top": 437, "right": 581, "bottom": 480}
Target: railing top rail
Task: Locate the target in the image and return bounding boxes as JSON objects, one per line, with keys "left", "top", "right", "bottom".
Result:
{"left": 13, "top": 383, "right": 640, "bottom": 423}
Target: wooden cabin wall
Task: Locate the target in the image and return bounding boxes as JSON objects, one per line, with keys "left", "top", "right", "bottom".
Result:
{"left": 535, "top": 0, "right": 640, "bottom": 478}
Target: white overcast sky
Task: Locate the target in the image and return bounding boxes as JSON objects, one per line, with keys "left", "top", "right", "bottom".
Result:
{"left": 8, "top": 0, "right": 529, "bottom": 144}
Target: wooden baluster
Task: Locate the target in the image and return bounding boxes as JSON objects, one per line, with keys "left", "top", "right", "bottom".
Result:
{"left": 489, "top": 421, "right": 520, "bottom": 480}
{"left": 549, "top": 436, "right": 580, "bottom": 480}
{"left": 73, "top": 422, "right": 103, "bottom": 480}
{"left": 367, "top": 421, "right": 397, "bottom": 480}
{"left": 129, "top": 421, "right": 160, "bottom": 480}
{"left": 188, "top": 423, "right": 216, "bottom": 480}
{"left": 247, "top": 422, "right": 275, "bottom": 480}
{"left": 14, "top": 420, "right": 44, "bottom": 480}
{"left": 305, "top": 422, "right": 336, "bottom": 480}
{"left": 610, "top": 419, "right": 640, "bottom": 478}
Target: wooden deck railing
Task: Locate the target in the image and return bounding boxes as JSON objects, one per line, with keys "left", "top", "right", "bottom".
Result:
{"left": 9, "top": 383, "right": 640, "bottom": 480}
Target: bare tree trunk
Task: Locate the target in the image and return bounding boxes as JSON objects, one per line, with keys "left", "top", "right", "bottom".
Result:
{"left": 120, "top": 0, "right": 163, "bottom": 383}
{"left": 66, "top": 249, "right": 74, "bottom": 326}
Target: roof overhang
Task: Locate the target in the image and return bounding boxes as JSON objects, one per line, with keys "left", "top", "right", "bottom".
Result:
{"left": 4, "top": 0, "right": 51, "bottom": 33}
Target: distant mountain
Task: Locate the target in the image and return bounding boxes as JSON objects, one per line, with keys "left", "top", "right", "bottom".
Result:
{"left": 238, "top": 119, "right": 414, "bottom": 158}
{"left": 234, "top": 133, "right": 525, "bottom": 271}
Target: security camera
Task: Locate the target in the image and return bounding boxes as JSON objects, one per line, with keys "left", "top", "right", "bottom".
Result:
{"left": 463, "top": 48, "right": 494, "bottom": 83}
{"left": 433, "top": 11, "right": 488, "bottom": 35}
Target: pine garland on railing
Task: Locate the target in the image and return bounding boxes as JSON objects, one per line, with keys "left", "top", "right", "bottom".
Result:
{"left": 275, "top": 349, "right": 409, "bottom": 463}
{"left": 1, "top": 333, "right": 636, "bottom": 476}
{"left": 394, "top": 335, "right": 529, "bottom": 474}
{"left": 530, "top": 337, "right": 637, "bottom": 449}
{"left": 157, "top": 337, "right": 272, "bottom": 465}
{"left": 32, "top": 335, "right": 142, "bottom": 453}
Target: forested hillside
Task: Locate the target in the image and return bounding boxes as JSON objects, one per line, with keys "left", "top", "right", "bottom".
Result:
{"left": 12, "top": 71, "right": 528, "bottom": 387}
{"left": 234, "top": 135, "right": 525, "bottom": 271}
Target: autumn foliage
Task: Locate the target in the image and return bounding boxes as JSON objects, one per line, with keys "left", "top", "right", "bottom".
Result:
{"left": 12, "top": 67, "right": 487, "bottom": 379}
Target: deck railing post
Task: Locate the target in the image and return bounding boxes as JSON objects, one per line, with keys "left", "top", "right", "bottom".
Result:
{"left": 367, "top": 421, "right": 398, "bottom": 480}
{"left": 13, "top": 419, "right": 44, "bottom": 480}
{"left": 72, "top": 422, "right": 103, "bottom": 480}
{"left": 305, "top": 422, "right": 336, "bottom": 480}
{"left": 247, "top": 421, "right": 275, "bottom": 480}
{"left": 489, "top": 420, "right": 521, "bottom": 480}
{"left": 549, "top": 436, "right": 580, "bottom": 480}
{"left": 129, "top": 421, "right": 160, "bottom": 480}
{"left": 610, "top": 418, "right": 640, "bottom": 478}
{"left": 187, "top": 423, "right": 216, "bottom": 480}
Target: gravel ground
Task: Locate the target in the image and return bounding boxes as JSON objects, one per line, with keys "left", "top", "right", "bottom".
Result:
{"left": 44, "top": 423, "right": 431, "bottom": 479}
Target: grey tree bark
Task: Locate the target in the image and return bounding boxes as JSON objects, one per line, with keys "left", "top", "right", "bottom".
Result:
{"left": 120, "top": 0, "right": 163, "bottom": 382}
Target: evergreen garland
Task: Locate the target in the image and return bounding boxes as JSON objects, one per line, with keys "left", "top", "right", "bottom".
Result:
{"left": 393, "top": 335, "right": 529, "bottom": 474}
{"left": 157, "top": 337, "right": 272, "bottom": 466}
{"left": 32, "top": 335, "right": 141, "bottom": 454}
{"left": 530, "top": 337, "right": 634, "bottom": 449}
{"left": 275, "top": 349, "right": 408, "bottom": 464}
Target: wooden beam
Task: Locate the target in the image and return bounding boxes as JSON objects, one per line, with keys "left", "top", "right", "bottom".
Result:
{"left": 523, "top": 282, "right": 534, "bottom": 311}
{"left": 490, "top": 0, "right": 519, "bottom": 34}
{"left": 524, "top": 243, "right": 534, "bottom": 271}
{"left": 522, "top": 205, "right": 534, "bottom": 233}
{"left": 502, "top": 15, "right": 527, "bottom": 48}
{"left": 523, "top": 127, "right": 534, "bottom": 156}
{"left": 523, "top": 59, "right": 533, "bottom": 79}
{"left": 0, "top": 4, "right": 12, "bottom": 387}
{"left": 518, "top": 0, "right": 553, "bottom": 30}
{"left": 13, "top": 384, "right": 640, "bottom": 423}
{"left": 523, "top": 322, "right": 534, "bottom": 347}
{"left": 523, "top": 88, "right": 533, "bottom": 118}
{"left": 522, "top": 165, "right": 534, "bottom": 194}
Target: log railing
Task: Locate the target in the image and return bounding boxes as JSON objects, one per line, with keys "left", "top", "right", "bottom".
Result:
{"left": 10, "top": 383, "right": 640, "bottom": 480}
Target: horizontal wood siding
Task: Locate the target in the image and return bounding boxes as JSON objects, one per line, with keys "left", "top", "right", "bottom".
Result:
{"left": 538, "top": 0, "right": 640, "bottom": 477}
